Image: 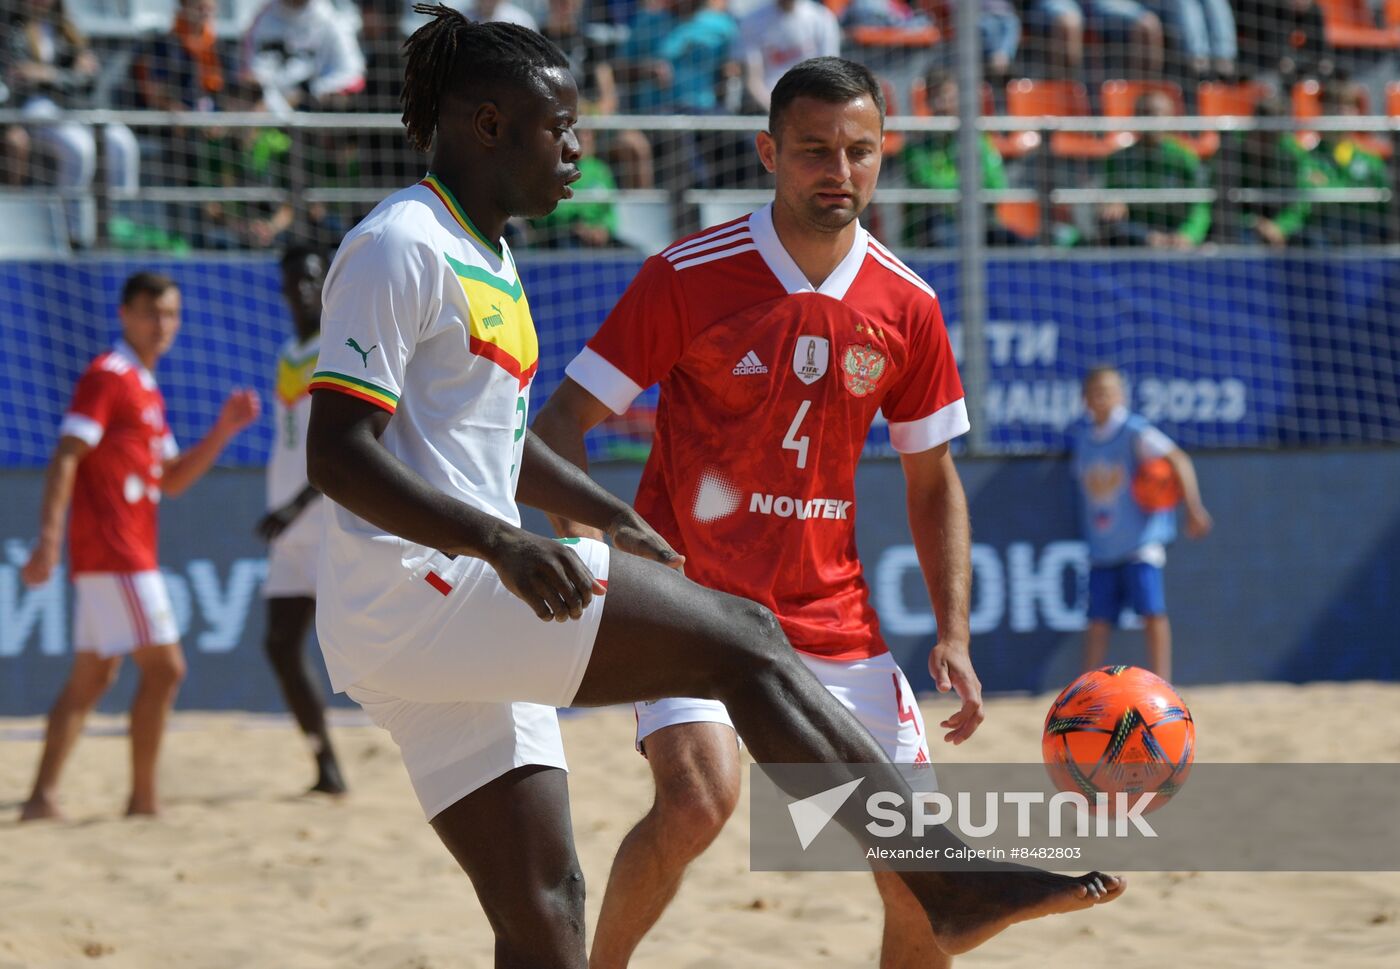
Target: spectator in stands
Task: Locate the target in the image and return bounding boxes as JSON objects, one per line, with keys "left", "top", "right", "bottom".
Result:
{"left": 133, "top": 0, "right": 226, "bottom": 112}
{"left": 1214, "top": 96, "right": 1323, "bottom": 247}
{"left": 980, "top": 2, "right": 1023, "bottom": 81}
{"left": 528, "top": 126, "right": 621, "bottom": 247}
{"left": 542, "top": 0, "right": 655, "bottom": 188}
{"left": 195, "top": 77, "right": 355, "bottom": 250}
{"left": 1098, "top": 90, "right": 1211, "bottom": 248}
{"left": 900, "top": 71, "right": 1026, "bottom": 248}
{"left": 617, "top": 0, "right": 739, "bottom": 188}
{"left": 619, "top": 0, "right": 737, "bottom": 115}
{"left": 735, "top": 0, "right": 840, "bottom": 113}
{"left": 1311, "top": 80, "right": 1392, "bottom": 244}
{"left": 1236, "top": 0, "right": 1331, "bottom": 81}
{"left": 1, "top": 0, "right": 141, "bottom": 246}
{"left": 840, "top": 0, "right": 928, "bottom": 28}
{"left": 240, "top": 0, "right": 366, "bottom": 112}
{"left": 1142, "top": 0, "right": 1236, "bottom": 79}
{"left": 1017, "top": 0, "right": 1163, "bottom": 77}
{"left": 195, "top": 79, "right": 295, "bottom": 249}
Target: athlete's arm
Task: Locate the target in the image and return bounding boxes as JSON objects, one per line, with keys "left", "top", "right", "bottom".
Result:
{"left": 516, "top": 426, "right": 682, "bottom": 568}
{"left": 1164, "top": 447, "right": 1212, "bottom": 539}
{"left": 307, "top": 390, "right": 603, "bottom": 622}
{"left": 901, "top": 442, "right": 983, "bottom": 745}
{"left": 163, "top": 388, "right": 260, "bottom": 496}
{"left": 21, "top": 435, "right": 90, "bottom": 587}
{"left": 529, "top": 377, "right": 615, "bottom": 540}
{"left": 255, "top": 483, "right": 321, "bottom": 542}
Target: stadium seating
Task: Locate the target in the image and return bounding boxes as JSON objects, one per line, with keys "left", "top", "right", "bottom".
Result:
{"left": 1100, "top": 79, "right": 1212, "bottom": 156}
{"left": 1315, "top": 0, "right": 1400, "bottom": 50}
{"left": 908, "top": 79, "right": 1041, "bottom": 160}
{"left": 1006, "top": 79, "right": 1133, "bottom": 159}
{"left": 1195, "top": 81, "right": 1268, "bottom": 157}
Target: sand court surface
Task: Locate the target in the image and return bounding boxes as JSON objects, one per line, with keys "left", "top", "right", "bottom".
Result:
{"left": 3, "top": 682, "right": 1399, "bottom": 968}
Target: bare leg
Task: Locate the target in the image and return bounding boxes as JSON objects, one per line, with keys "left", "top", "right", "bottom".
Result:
{"left": 575, "top": 553, "right": 1125, "bottom": 956}
{"left": 264, "top": 596, "right": 346, "bottom": 794}
{"left": 1132, "top": 14, "right": 1165, "bottom": 76}
{"left": 126, "top": 643, "right": 186, "bottom": 816}
{"left": 875, "top": 871, "right": 951, "bottom": 969}
{"left": 19, "top": 652, "right": 122, "bottom": 821}
{"left": 1083, "top": 619, "right": 1112, "bottom": 672}
{"left": 1052, "top": 12, "right": 1084, "bottom": 77}
{"left": 432, "top": 765, "right": 587, "bottom": 969}
{"left": 590, "top": 722, "right": 740, "bottom": 969}
{"left": 1143, "top": 614, "right": 1172, "bottom": 682}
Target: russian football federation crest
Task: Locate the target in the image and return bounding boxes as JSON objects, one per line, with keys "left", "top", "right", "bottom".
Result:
{"left": 793, "top": 336, "right": 829, "bottom": 385}
{"left": 841, "top": 344, "right": 887, "bottom": 397}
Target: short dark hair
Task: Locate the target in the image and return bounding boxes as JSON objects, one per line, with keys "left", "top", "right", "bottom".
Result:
{"left": 768, "top": 57, "right": 885, "bottom": 138}
{"left": 400, "top": 3, "right": 571, "bottom": 153}
{"left": 121, "top": 272, "right": 178, "bottom": 306}
{"left": 1083, "top": 364, "right": 1122, "bottom": 389}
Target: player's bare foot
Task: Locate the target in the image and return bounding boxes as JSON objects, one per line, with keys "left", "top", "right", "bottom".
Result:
{"left": 125, "top": 796, "right": 161, "bottom": 818}
{"left": 308, "top": 755, "right": 348, "bottom": 796}
{"left": 929, "top": 868, "right": 1126, "bottom": 956}
{"left": 18, "top": 794, "right": 63, "bottom": 822}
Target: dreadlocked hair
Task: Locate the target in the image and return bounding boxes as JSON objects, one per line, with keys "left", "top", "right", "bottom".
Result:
{"left": 400, "top": 3, "right": 570, "bottom": 154}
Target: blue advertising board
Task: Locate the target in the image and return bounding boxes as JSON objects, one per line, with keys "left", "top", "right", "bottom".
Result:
{"left": 2, "top": 448, "right": 1397, "bottom": 716}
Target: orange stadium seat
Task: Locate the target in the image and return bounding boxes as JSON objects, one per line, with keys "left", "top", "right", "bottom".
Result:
{"left": 1099, "top": 79, "right": 1209, "bottom": 156}
{"left": 908, "top": 78, "right": 1041, "bottom": 159}
{"left": 1196, "top": 80, "right": 1267, "bottom": 157}
{"left": 1388, "top": 80, "right": 1400, "bottom": 117}
{"left": 1006, "top": 79, "right": 1132, "bottom": 159}
{"left": 1287, "top": 79, "right": 1391, "bottom": 158}
{"left": 995, "top": 200, "right": 1042, "bottom": 241}
{"left": 1315, "top": 0, "right": 1400, "bottom": 49}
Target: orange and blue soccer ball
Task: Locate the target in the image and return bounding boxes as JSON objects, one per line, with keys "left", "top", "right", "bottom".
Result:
{"left": 1042, "top": 665, "right": 1195, "bottom": 813}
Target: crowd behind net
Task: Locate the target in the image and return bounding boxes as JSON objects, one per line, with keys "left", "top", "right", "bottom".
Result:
{"left": 1, "top": 0, "right": 1397, "bottom": 466}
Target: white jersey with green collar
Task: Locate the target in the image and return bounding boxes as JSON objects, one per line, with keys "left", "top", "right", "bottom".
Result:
{"left": 310, "top": 174, "right": 540, "bottom": 690}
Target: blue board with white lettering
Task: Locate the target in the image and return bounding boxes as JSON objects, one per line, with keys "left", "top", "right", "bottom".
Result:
{"left": 2, "top": 446, "right": 1397, "bottom": 714}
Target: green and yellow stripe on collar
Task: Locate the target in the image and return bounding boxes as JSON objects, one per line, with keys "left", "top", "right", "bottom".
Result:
{"left": 420, "top": 173, "right": 501, "bottom": 255}
{"left": 309, "top": 370, "right": 400, "bottom": 414}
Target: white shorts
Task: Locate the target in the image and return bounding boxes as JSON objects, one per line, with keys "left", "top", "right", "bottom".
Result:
{"left": 343, "top": 537, "right": 611, "bottom": 820}
{"left": 635, "top": 651, "right": 933, "bottom": 768}
{"left": 263, "top": 539, "right": 318, "bottom": 599}
{"left": 72, "top": 571, "right": 180, "bottom": 657}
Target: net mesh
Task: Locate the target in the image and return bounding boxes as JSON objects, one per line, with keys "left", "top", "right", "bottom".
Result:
{"left": 1, "top": 0, "right": 1397, "bottom": 467}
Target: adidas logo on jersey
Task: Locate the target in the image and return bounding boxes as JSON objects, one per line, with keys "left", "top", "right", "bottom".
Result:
{"left": 732, "top": 351, "right": 769, "bottom": 375}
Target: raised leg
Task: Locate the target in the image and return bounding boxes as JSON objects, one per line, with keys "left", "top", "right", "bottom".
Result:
{"left": 574, "top": 553, "right": 1125, "bottom": 956}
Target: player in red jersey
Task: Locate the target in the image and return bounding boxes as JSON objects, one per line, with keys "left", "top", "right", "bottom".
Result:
{"left": 534, "top": 58, "right": 981, "bottom": 968}
{"left": 19, "top": 272, "right": 259, "bottom": 821}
